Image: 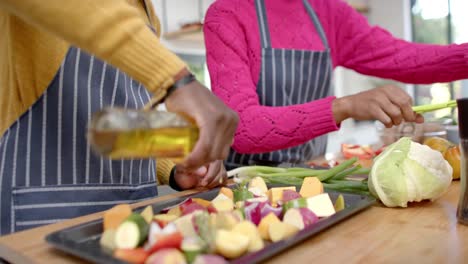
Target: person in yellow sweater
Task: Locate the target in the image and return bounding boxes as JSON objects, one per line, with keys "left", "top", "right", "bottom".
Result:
{"left": 0, "top": 0, "right": 238, "bottom": 235}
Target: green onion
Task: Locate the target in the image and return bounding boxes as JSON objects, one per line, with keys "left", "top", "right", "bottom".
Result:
{"left": 412, "top": 100, "right": 457, "bottom": 114}
{"left": 230, "top": 156, "right": 373, "bottom": 195}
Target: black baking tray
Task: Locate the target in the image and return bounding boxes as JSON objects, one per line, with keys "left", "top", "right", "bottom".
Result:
{"left": 46, "top": 185, "right": 376, "bottom": 264}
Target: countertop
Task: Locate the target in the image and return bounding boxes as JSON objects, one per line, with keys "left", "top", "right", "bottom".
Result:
{"left": 0, "top": 182, "right": 467, "bottom": 263}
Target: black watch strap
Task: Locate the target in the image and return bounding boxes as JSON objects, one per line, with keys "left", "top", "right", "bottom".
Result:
{"left": 162, "top": 73, "right": 197, "bottom": 103}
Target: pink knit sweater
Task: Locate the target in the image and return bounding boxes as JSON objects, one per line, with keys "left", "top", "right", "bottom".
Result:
{"left": 204, "top": 0, "right": 468, "bottom": 154}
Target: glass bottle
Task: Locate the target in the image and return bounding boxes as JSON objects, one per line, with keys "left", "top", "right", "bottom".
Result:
{"left": 456, "top": 98, "right": 468, "bottom": 224}
{"left": 87, "top": 108, "right": 199, "bottom": 163}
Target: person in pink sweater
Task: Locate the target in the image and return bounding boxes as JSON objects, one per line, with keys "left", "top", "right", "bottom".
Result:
{"left": 204, "top": 0, "right": 468, "bottom": 169}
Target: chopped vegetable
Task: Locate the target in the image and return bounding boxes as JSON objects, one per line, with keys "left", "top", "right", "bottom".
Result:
{"left": 260, "top": 203, "right": 282, "bottom": 219}
{"left": 174, "top": 213, "right": 198, "bottom": 237}
{"left": 100, "top": 229, "right": 116, "bottom": 251}
{"left": 245, "top": 197, "right": 269, "bottom": 204}
{"left": 147, "top": 232, "right": 183, "bottom": 255}
{"left": 103, "top": 171, "right": 355, "bottom": 262}
{"left": 103, "top": 204, "right": 132, "bottom": 231}
{"left": 211, "top": 212, "right": 242, "bottom": 230}
{"left": 114, "top": 248, "right": 149, "bottom": 264}
{"left": 233, "top": 188, "right": 254, "bottom": 203}
{"left": 232, "top": 221, "right": 264, "bottom": 252}
{"left": 306, "top": 193, "right": 336, "bottom": 217}
{"left": 211, "top": 198, "right": 234, "bottom": 212}
{"left": 182, "top": 237, "right": 206, "bottom": 263}
{"left": 145, "top": 248, "right": 186, "bottom": 264}
{"left": 243, "top": 202, "right": 263, "bottom": 225}
{"left": 268, "top": 222, "right": 299, "bottom": 242}
{"left": 282, "top": 189, "right": 302, "bottom": 202}
{"left": 334, "top": 194, "right": 345, "bottom": 212}
{"left": 215, "top": 230, "right": 249, "bottom": 259}
{"left": 192, "top": 198, "right": 212, "bottom": 208}
{"left": 115, "top": 213, "right": 149, "bottom": 249}
{"left": 268, "top": 187, "right": 296, "bottom": 206}
{"left": 282, "top": 198, "right": 308, "bottom": 213}
{"left": 248, "top": 177, "right": 268, "bottom": 194}
{"left": 257, "top": 213, "right": 281, "bottom": 240}
{"left": 140, "top": 206, "right": 154, "bottom": 224}
{"left": 148, "top": 222, "right": 162, "bottom": 247}
{"left": 248, "top": 187, "right": 267, "bottom": 197}
{"left": 219, "top": 187, "right": 234, "bottom": 201}
{"left": 194, "top": 212, "right": 216, "bottom": 253}
{"left": 299, "top": 177, "right": 323, "bottom": 198}
{"left": 283, "top": 208, "right": 318, "bottom": 230}
{"left": 193, "top": 254, "right": 227, "bottom": 264}
{"left": 153, "top": 214, "right": 179, "bottom": 228}
{"left": 180, "top": 200, "right": 207, "bottom": 216}
{"left": 167, "top": 206, "right": 182, "bottom": 217}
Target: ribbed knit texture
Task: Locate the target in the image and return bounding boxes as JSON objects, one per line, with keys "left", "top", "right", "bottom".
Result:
{"left": 0, "top": 0, "right": 185, "bottom": 137}
{"left": 204, "top": 0, "right": 468, "bottom": 154}
{"left": 156, "top": 159, "right": 176, "bottom": 185}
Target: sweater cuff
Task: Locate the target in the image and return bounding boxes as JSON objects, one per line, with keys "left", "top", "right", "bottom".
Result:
{"left": 314, "top": 96, "right": 341, "bottom": 132}
{"left": 156, "top": 159, "right": 176, "bottom": 185}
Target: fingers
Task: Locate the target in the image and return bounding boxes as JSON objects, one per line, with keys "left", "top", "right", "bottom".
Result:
{"left": 199, "top": 162, "right": 220, "bottom": 187}
{"left": 197, "top": 161, "right": 227, "bottom": 188}
{"left": 184, "top": 125, "right": 212, "bottom": 170}
{"left": 383, "top": 86, "right": 418, "bottom": 123}
{"left": 185, "top": 112, "right": 237, "bottom": 169}
{"left": 373, "top": 107, "right": 393, "bottom": 128}
{"left": 164, "top": 80, "right": 238, "bottom": 169}
{"left": 373, "top": 85, "right": 423, "bottom": 127}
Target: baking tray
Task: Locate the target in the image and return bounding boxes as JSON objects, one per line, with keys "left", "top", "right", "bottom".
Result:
{"left": 46, "top": 185, "right": 376, "bottom": 264}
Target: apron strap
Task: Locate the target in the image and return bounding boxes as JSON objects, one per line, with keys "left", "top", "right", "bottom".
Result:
{"left": 255, "top": 0, "right": 330, "bottom": 50}
{"left": 255, "top": 0, "right": 272, "bottom": 49}
{"left": 302, "top": 0, "right": 330, "bottom": 49}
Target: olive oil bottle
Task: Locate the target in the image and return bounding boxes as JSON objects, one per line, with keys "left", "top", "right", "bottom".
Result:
{"left": 88, "top": 108, "right": 199, "bottom": 163}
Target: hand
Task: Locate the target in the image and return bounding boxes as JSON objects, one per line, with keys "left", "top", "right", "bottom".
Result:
{"left": 173, "top": 160, "right": 227, "bottom": 190}
{"left": 332, "top": 85, "right": 424, "bottom": 128}
{"left": 165, "top": 70, "right": 239, "bottom": 170}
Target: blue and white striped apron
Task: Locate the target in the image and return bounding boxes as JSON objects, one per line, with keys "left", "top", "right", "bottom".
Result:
{"left": 0, "top": 48, "right": 158, "bottom": 234}
{"left": 227, "top": 0, "right": 333, "bottom": 169}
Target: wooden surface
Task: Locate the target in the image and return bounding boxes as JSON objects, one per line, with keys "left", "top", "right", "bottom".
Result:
{"left": 0, "top": 183, "right": 467, "bottom": 264}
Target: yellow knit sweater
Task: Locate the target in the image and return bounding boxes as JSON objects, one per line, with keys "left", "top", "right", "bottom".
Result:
{"left": 0, "top": 0, "right": 180, "bottom": 184}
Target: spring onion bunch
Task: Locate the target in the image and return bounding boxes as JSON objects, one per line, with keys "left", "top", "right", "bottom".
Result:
{"left": 229, "top": 157, "right": 370, "bottom": 195}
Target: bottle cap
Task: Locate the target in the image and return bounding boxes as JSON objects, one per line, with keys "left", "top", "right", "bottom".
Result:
{"left": 457, "top": 98, "right": 468, "bottom": 139}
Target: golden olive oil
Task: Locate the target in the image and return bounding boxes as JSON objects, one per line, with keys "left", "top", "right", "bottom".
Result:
{"left": 88, "top": 108, "right": 199, "bottom": 162}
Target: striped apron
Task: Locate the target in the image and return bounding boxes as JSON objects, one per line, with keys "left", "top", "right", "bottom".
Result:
{"left": 0, "top": 48, "right": 158, "bottom": 234}
{"left": 227, "top": 0, "right": 333, "bottom": 169}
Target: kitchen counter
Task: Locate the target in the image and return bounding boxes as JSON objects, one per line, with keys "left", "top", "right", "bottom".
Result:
{"left": 0, "top": 182, "right": 467, "bottom": 263}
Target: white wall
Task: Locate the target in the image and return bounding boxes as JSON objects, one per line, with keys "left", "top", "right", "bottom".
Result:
{"left": 151, "top": 0, "right": 214, "bottom": 34}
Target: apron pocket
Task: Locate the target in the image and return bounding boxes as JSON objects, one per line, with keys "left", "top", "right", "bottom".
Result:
{"left": 12, "top": 182, "right": 157, "bottom": 232}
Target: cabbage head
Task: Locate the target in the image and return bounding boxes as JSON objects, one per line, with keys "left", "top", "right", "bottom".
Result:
{"left": 368, "top": 137, "right": 452, "bottom": 207}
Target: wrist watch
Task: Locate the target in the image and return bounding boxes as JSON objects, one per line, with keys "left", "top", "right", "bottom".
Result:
{"left": 162, "top": 72, "right": 197, "bottom": 103}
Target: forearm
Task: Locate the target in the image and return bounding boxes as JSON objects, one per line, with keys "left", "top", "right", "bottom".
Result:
{"left": 333, "top": 0, "right": 468, "bottom": 84}
{"left": 0, "top": 0, "right": 186, "bottom": 96}
{"left": 231, "top": 97, "right": 339, "bottom": 154}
